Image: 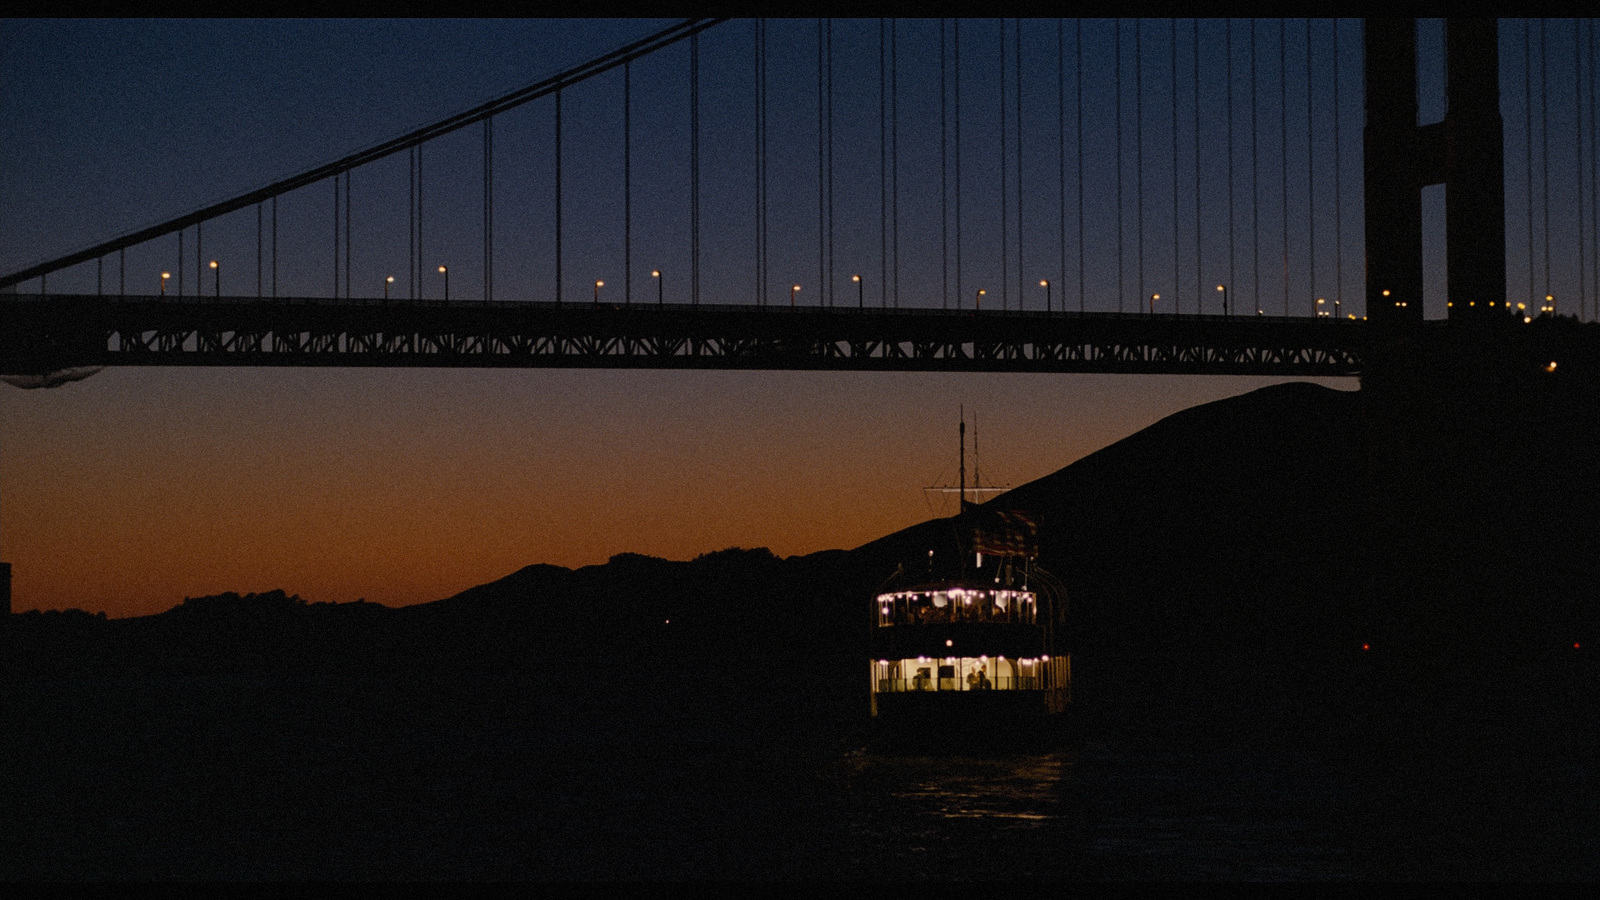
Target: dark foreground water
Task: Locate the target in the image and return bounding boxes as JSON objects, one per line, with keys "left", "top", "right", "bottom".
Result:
{"left": 4, "top": 673, "right": 1597, "bottom": 880}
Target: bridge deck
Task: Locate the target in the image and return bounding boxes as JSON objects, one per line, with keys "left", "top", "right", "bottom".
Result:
{"left": 3, "top": 295, "right": 1373, "bottom": 377}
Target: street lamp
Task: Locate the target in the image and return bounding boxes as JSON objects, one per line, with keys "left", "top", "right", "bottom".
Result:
{"left": 160, "top": 272, "right": 170, "bottom": 296}
{"left": 853, "top": 274, "right": 863, "bottom": 308}
{"left": 1150, "top": 293, "right": 1160, "bottom": 315}
{"left": 209, "top": 260, "right": 219, "bottom": 298}
{"left": 1544, "top": 293, "right": 1555, "bottom": 315}
{"left": 652, "top": 270, "right": 662, "bottom": 306}
{"left": 438, "top": 265, "right": 449, "bottom": 301}
{"left": 1040, "top": 279, "right": 1050, "bottom": 313}
{"left": 1335, "top": 298, "right": 1342, "bottom": 318}
{"left": 1216, "top": 284, "right": 1227, "bottom": 316}
{"left": 385, "top": 276, "right": 394, "bottom": 301}
{"left": 1316, "top": 297, "right": 1326, "bottom": 318}
{"left": 976, "top": 288, "right": 985, "bottom": 311}
{"left": 790, "top": 284, "right": 801, "bottom": 307}
{"left": 595, "top": 279, "right": 604, "bottom": 305}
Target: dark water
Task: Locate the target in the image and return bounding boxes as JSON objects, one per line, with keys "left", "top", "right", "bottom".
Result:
{"left": 4, "top": 674, "right": 1597, "bottom": 879}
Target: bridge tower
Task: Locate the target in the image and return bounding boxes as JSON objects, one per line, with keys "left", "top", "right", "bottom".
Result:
{"left": 1365, "top": 18, "right": 1506, "bottom": 323}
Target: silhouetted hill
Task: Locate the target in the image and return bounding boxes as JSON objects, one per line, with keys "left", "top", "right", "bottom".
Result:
{"left": 8, "top": 374, "right": 1599, "bottom": 728}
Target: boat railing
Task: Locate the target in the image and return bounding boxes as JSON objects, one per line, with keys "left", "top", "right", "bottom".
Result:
{"left": 876, "top": 675, "right": 1043, "bottom": 693}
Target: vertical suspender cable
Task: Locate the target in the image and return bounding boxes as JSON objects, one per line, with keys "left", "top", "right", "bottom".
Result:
{"left": 1136, "top": 20, "right": 1144, "bottom": 313}
{"left": 881, "top": 18, "right": 888, "bottom": 308}
{"left": 1526, "top": 21, "right": 1536, "bottom": 305}
{"left": 1015, "top": 18, "right": 1023, "bottom": 309}
{"left": 1078, "top": 20, "right": 1084, "bottom": 313}
{"left": 1171, "top": 17, "right": 1179, "bottom": 314}
{"left": 1116, "top": 19, "right": 1124, "bottom": 312}
{"left": 1194, "top": 18, "right": 1202, "bottom": 312}
{"left": 1542, "top": 19, "right": 1551, "bottom": 302}
{"left": 556, "top": 89, "right": 564, "bottom": 305}
{"left": 1280, "top": 20, "right": 1290, "bottom": 315}
{"left": 256, "top": 203, "right": 262, "bottom": 298}
{"left": 1227, "top": 19, "right": 1236, "bottom": 314}
{"left": 942, "top": 19, "right": 949, "bottom": 310}
{"left": 693, "top": 32, "right": 701, "bottom": 307}
{"left": 758, "top": 21, "right": 767, "bottom": 306}
{"left": 1306, "top": 19, "right": 1315, "bottom": 313}
{"left": 826, "top": 20, "right": 834, "bottom": 307}
{"left": 956, "top": 18, "right": 964, "bottom": 309}
{"left": 1576, "top": 18, "right": 1586, "bottom": 320}
{"left": 196, "top": 221, "right": 202, "bottom": 299}
{"left": 120, "top": 247, "right": 126, "bottom": 298}
{"left": 409, "top": 147, "right": 415, "bottom": 300}
{"left": 346, "top": 168, "right": 352, "bottom": 300}
{"left": 1057, "top": 18, "right": 1065, "bottom": 314}
{"left": 1591, "top": 20, "right": 1599, "bottom": 320}
{"left": 1251, "top": 20, "right": 1260, "bottom": 315}
{"left": 818, "top": 20, "right": 825, "bottom": 307}
{"left": 333, "top": 175, "right": 339, "bottom": 298}
{"left": 624, "top": 60, "right": 631, "bottom": 305}
{"left": 1001, "top": 19, "right": 1009, "bottom": 311}
{"left": 1334, "top": 19, "right": 1344, "bottom": 313}
{"left": 272, "top": 195, "right": 278, "bottom": 299}
{"left": 485, "top": 118, "right": 493, "bottom": 302}
{"left": 178, "top": 229, "right": 184, "bottom": 298}
{"left": 417, "top": 145, "right": 424, "bottom": 299}
{"left": 892, "top": 19, "right": 899, "bottom": 309}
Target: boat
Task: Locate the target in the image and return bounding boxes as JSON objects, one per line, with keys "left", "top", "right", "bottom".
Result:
{"left": 868, "top": 414, "right": 1070, "bottom": 725}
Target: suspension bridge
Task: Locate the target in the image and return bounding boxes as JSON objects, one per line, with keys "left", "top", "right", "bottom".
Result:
{"left": 5, "top": 19, "right": 1598, "bottom": 382}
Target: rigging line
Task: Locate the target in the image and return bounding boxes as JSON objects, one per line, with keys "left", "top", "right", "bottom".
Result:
{"left": 556, "top": 89, "right": 564, "bottom": 305}
{"left": 942, "top": 18, "right": 948, "bottom": 310}
{"left": 1001, "top": 18, "right": 1009, "bottom": 311}
{"left": 1334, "top": 18, "right": 1343, "bottom": 312}
{"left": 1280, "top": 19, "right": 1289, "bottom": 316}
{"left": 1077, "top": 19, "right": 1084, "bottom": 314}
{"left": 693, "top": 31, "right": 701, "bottom": 307}
{"left": 1526, "top": 20, "right": 1535, "bottom": 305}
{"left": 1116, "top": 18, "right": 1124, "bottom": 313}
{"left": 1252, "top": 19, "right": 1260, "bottom": 316}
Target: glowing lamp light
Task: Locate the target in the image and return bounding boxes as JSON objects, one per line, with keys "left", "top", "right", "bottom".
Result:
{"left": 1545, "top": 361, "right": 1558, "bottom": 372}
{"left": 945, "top": 639, "right": 954, "bottom": 648}
{"left": 1362, "top": 643, "right": 1370, "bottom": 651}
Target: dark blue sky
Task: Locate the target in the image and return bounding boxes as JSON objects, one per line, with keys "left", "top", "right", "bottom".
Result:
{"left": 15, "top": 19, "right": 1591, "bottom": 614}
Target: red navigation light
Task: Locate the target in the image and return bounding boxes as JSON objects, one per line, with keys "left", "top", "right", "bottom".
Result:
{"left": 1362, "top": 643, "right": 1370, "bottom": 651}
{"left": 1575, "top": 642, "right": 1581, "bottom": 650}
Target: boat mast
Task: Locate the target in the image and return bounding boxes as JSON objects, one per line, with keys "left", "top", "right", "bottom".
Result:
{"left": 958, "top": 406, "right": 966, "bottom": 513}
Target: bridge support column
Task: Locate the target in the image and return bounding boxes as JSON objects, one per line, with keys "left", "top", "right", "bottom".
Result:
{"left": 1365, "top": 18, "right": 1505, "bottom": 324}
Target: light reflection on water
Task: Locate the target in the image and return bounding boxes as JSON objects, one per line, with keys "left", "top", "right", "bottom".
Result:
{"left": 838, "top": 744, "right": 1355, "bottom": 880}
